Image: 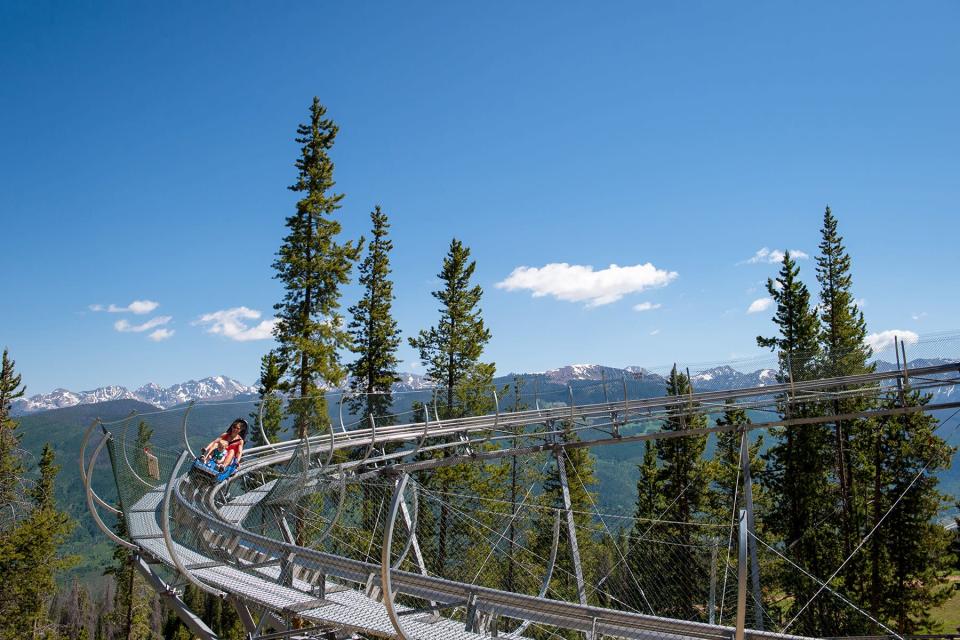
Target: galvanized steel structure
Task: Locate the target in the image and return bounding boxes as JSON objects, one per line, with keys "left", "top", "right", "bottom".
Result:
{"left": 83, "top": 358, "right": 960, "bottom": 640}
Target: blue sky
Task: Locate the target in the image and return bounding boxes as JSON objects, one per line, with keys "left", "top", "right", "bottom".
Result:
{"left": 1, "top": 2, "right": 958, "bottom": 394}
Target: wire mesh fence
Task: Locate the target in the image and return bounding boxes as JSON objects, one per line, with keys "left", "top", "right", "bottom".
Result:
{"left": 79, "top": 332, "right": 960, "bottom": 639}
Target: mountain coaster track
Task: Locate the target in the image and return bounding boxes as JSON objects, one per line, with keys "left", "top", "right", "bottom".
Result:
{"left": 82, "top": 361, "right": 960, "bottom": 640}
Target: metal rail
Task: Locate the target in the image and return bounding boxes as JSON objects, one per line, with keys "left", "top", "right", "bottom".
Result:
{"left": 86, "top": 361, "right": 960, "bottom": 640}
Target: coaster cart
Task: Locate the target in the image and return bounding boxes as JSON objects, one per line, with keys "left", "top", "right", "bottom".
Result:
{"left": 190, "top": 454, "right": 240, "bottom": 483}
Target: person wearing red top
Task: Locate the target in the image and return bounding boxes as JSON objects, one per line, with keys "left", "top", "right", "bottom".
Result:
{"left": 201, "top": 418, "right": 247, "bottom": 471}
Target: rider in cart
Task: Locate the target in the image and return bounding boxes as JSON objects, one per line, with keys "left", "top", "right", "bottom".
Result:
{"left": 199, "top": 418, "right": 247, "bottom": 472}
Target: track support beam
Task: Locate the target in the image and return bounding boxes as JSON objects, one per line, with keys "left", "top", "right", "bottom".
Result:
{"left": 740, "top": 428, "right": 763, "bottom": 630}
{"left": 133, "top": 555, "right": 219, "bottom": 640}
{"left": 556, "top": 447, "right": 587, "bottom": 605}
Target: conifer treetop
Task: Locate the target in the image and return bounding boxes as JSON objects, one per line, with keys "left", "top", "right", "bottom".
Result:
{"left": 348, "top": 205, "right": 402, "bottom": 422}
{"left": 757, "top": 251, "right": 821, "bottom": 380}
{"left": 409, "top": 238, "right": 492, "bottom": 414}
{"left": 815, "top": 206, "right": 872, "bottom": 375}
{"left": 271, "top": 97, "right": 362, "bottom": 435}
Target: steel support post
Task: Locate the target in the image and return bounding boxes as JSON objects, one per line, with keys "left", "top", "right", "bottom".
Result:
{"left": 381, "top": 472, "right": 413, "bottom": 640}
{"left": 894, "top": 336, "right": 905, "bottom": 405}
{"left": 276, "top": 512, "right": 296, "bottom": 587}
{"left": 708, "top": 537, "right": 717, "bottom": 625}
{"left": 739, "top": 429, "right": 763, "bottom": 630}
{"left": 399, "top": 492, "right": 430, "bottom": 577}
{"left": 133, "top": 555, "right": 219, "bottom": 640}
{"left": 229, "top": 595, "right": 257, "bottom": 634}
{"left": 736, "top": 509, "right": 747, "bottom": 640}
{"left": 555, "top": 448, "right": 587, "bottom": 605}
{"left": 901, "top": 341, "right": 911, "bottom": 389}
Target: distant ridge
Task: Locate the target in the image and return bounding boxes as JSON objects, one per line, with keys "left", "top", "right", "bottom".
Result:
{"left": 11, "top": 376, "right": 258, "bottom": 415}
{"left": 12, "top": 372, "right": 433, "bottom": 416}
{"left": 15, "top": 358, "right": 953, "bottom": 416}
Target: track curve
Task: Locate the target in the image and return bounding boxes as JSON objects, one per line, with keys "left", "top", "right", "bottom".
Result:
{"left": 84, "top": 361, "right": 960, "bottom": 640}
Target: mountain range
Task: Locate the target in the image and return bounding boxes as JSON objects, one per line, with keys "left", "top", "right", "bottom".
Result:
{"left": 535, "top": 363, "right": 780, "bottom": 390}
{"left": 11, "top": 373, "right": 434, "bottom": 415}
{"left": 13, "top": 358, "right": 954, "bottom": 416}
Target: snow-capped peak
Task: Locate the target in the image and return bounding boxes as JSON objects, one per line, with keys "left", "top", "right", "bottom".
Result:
{"left": 12, "top": 376, "right": 257, "bottom": 415}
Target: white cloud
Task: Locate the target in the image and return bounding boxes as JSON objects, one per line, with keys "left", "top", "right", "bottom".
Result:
{"left": 496, "top": 262, "right": 678, "bottom": 307}
{"left": 740, "top": 248, "right": 809, "bottom": 265}
{"left": 114, "top": 316, "right": 172, "bottom": 333}
{"left": 90, "top": 300, "right": 159, "bottom": 314}
{"left": 148, "top": 328, "right": 174, "bottom": 341}
{"left": 649, "top": 329, "right": 661, "bottom": 336}
{"left": 194, "top": 307, "right": 277, "bottom": 342}
{"left": 747, "top": 297, "right": 773, "bottom": 314}
{"left": 633, "top": 302, "right": 662, "bottom": 312}
{"left": 865, "top": 330, "right": 919, "bottom": 353}
{"left": 912, "top": 311, "right": 927, "bottom": 321}
{"left": 854, "top": 298, "right": 867, "bottom": 309}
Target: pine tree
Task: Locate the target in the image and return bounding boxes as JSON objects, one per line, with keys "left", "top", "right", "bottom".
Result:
{"left": 652, "top": 365, "right": 710, "bottom": 619}
{"left": 408, "top": 238, "right": 492, "bottom": 572}
{"left": 757, "top": 251, "right": 821, "bottom": 381}
{"left": 707, "top": 405, "right": 767, "bottom": 525}
{"left": 249, "top": 352, "right": 286, "bottom": 447}
{"left": 870, "top": 391, "right": 953, "bottom": 633}
{"left": 815, "top": 206, "right": 872, "bottom": 379}
{"left": 815, "top": 206, "right": 874, "bottom": 601}
{"left": 757, "top": 252, "right": 840, "bottom": 635}
{"left": 635, "top": 441, "right": 665, "bottom": 524}
{"left": 272, "top": 97, "right": 362, "bottom": 439}
{"left": 618, "top": 441, "right": 667, "bottom": 613}
{"left": 347, "top": 205, "right": 401, "bottom": 424}
{"left": 409, "top": 238, "right": 491, "bottom": 417}
{"left": 0, "top": 348, "right": 24, "bottom": 521}
{"left": 0, "top": 444, "right": 75, "bottom": 639}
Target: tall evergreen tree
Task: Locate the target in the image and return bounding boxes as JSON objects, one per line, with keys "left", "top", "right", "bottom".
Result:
{"left": 869, "top": 391, "right": 953, "bottom": 633}
{"left": 814, "top": 206, "right": 876, "bottom": 610}
{"left": 653, "top": 365, "right": 710, "bottom": 619}
{"left": 815, "top": 206, "right": 872, "bottom": 378}
{"left": 408, "top": 238, "right": 493, "bottom": 573}
{"left": 347, "top": 205, "right": 401, "bottom": 424}
{"left": 757, "top": 252, "right": 841, "bottom": 635}
{"left": 0, "top": 348, "right": 24, "bottom": 521}
{"left": 635, "top": 441, "right": 665, "bottom": 524}
{"left": 757, "top": 251, "right": 821, "bottom": 381}
{"left": 272, "top": 97, "right": 362, "bottom": 438}
{"left": 409, "top": 238, "right": 491, "bottom": 417}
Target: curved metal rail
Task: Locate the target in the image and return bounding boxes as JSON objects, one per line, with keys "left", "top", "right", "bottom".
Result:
{"left": 85, "top": 361, "right": 960, "bottom": 640}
